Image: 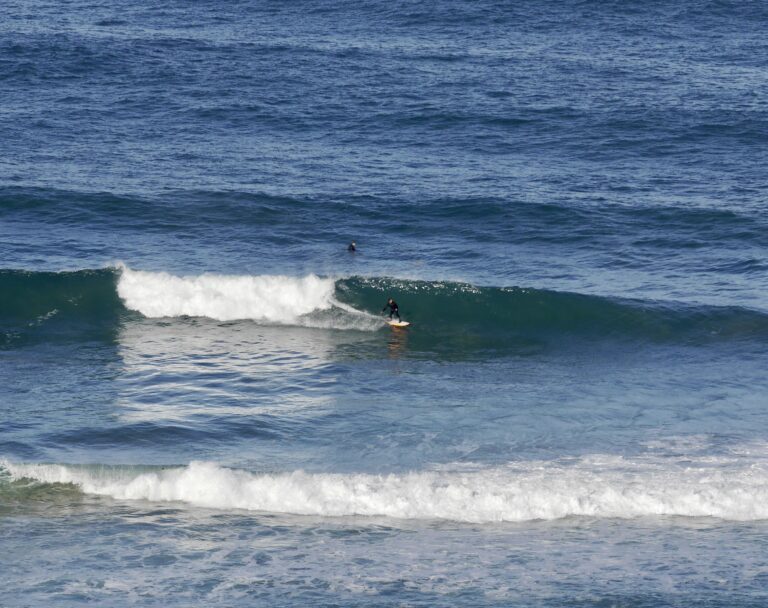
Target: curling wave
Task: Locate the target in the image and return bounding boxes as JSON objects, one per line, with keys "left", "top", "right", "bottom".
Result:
{"left": 3, "top": 456, "right": 768, "bottom": 522}
{"left": 2, "top": 266, "right": 768, "bottom": 347}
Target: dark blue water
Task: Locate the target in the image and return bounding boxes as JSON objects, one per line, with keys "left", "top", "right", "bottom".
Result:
{"left": 2, "top": 1, "right": 768, "bottom": 606}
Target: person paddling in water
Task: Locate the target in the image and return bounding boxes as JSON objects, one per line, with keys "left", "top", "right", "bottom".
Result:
{"left": 382, "top": 298, "right": 401, "bottom": 322}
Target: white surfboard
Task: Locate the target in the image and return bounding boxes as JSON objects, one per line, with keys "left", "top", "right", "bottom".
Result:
{"left": 387, "top": 320, "right": 410, "bottom": 328}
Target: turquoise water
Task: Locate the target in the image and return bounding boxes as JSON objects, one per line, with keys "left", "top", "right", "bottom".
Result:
{"left": 2, "top": 1, "right": 768, "bottom": 605}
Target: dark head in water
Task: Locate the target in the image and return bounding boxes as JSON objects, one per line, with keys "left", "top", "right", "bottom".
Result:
{"left": 347, "top": 241, "right": 356, "bottom": 252}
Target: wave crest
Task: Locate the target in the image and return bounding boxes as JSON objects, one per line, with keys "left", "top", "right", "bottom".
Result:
{"left": 116, "top": 266, "right": 381, "bottom": 330}
{"left": 119, "top": 267, "right": 332, "bottom": 323}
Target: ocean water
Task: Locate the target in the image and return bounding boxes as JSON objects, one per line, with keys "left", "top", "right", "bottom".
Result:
{"left": 2, "top": 0, "right": 768, "bottom": 605}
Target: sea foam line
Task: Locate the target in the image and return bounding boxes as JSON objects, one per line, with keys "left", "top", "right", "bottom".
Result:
{"left": 4, "top": 459, "right": 768, "bottom": 522}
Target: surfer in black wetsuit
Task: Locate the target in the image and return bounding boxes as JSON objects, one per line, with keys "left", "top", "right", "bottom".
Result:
{"left": 347, "top": 241, "right": 356, "bottom": 252}
{"left": 382, "top": 298, "right": 401, "bottom": 321}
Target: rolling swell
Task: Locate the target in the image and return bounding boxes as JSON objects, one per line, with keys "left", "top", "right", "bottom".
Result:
{"left": 5, "top": 187, "right": 767, "bottom": 245}
{"left": 2, "top": 267, "right": 767, "bottom": 348}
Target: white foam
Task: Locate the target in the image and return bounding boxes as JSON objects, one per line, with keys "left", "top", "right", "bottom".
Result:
{"left": 116, "top": 266, "right": 380, "bottom": 330}
{"left": 5, "top": 457, "right": 768, "bottom": 522}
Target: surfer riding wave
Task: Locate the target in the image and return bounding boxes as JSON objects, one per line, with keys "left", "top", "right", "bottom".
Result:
{"left": 382, "top": 298, "right": 401, "bottom": 321}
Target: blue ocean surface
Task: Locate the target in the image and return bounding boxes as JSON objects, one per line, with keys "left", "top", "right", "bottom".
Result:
{"left": 2, "top": 0, "right": 768, "bottom": 605}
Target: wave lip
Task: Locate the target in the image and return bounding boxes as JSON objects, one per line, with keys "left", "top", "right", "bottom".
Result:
{"left": 4, "top": 458, "right": 768, "bottom": 523}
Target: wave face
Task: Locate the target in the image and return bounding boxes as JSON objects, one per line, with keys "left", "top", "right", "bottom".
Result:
{"left": 3, "top": 267, "right": 768, "bottom": 348}
{"left": 4, "top": 457, "right": 768, "bottom": 523}
{"left": 336, "top": 276, "right": 768, "bottom": 346}
{"left": 0, "top": 268, "right": 120, "bottom": 320}
{"left": 0, "top": 268, "right": 121, "bottom": 347}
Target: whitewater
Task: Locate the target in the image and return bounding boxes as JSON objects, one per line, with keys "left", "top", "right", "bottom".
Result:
{"left": 116, "top": 266, "right": 382, "bottom": 330}
{"left": 5, "top": 454, "right": 768, "bottom": 522}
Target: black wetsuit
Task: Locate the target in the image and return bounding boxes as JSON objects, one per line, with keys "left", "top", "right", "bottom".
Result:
{"left": 382, "top": 300, "right": 401, "bottom": 321}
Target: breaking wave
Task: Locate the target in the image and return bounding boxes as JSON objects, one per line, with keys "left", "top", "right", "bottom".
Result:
{"left": 2, "top": 265, "right": 768, "bottom": 347}
{"left": 3, "top": 456, "right": 768, "bottom": 522}
{"left": 116, "top": 266, "right": 379, "bottom": 330}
